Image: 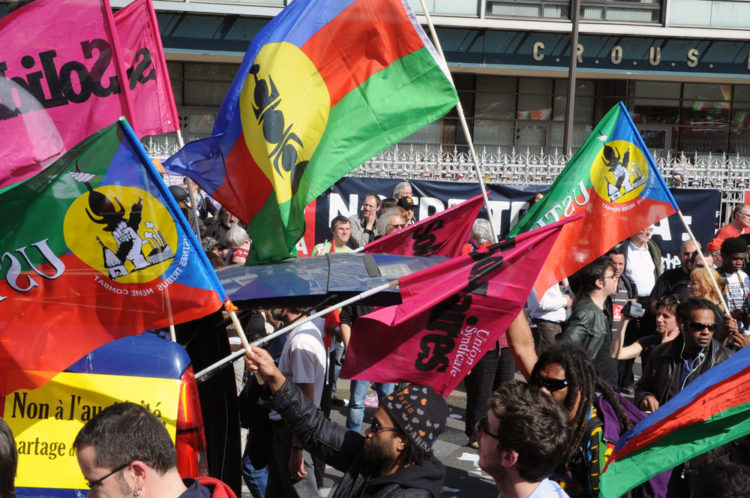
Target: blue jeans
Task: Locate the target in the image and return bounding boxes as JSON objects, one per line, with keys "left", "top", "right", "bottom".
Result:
{"left": 345, "top": 380, "right": 395, "bottom": 433}
{"left": 241, "top": 441, "right": 268, "bottom": 498}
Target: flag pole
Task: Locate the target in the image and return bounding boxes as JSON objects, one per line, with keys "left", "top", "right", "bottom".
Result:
{"left": 194, "top": 280, "right": 399, "bottom": 381}
{"left": 676, "top": 210, "right": 730, "bottom": 315}
{"left": 416, "top": 0, "right": 498, "bottom": 243}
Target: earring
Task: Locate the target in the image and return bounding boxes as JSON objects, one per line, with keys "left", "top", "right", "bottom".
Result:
{"left": 134, "top": 490, "right": 142, "bottom": 497}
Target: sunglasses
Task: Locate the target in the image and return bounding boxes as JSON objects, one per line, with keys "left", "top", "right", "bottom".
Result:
{"left": 368, "top": 418, "right": 402, "bottom": 434}
{"left": 532, "top": 376, "right": 569, "bottom": 392}
{"left": 388, "top": 223, "right": 406, "bottom": 229}
{"left": 687, "top": 321, "right": 717, "bottom": 332}
{"left": 86, "top": 462, "right": 130, "bottom": 489}
{"left": 477, "top": 416, "right": 499, "bottom": 440}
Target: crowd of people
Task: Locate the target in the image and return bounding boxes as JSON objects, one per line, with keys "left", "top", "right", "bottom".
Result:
{"left": 3, "top": 183, "right": 750, "bottom": 498}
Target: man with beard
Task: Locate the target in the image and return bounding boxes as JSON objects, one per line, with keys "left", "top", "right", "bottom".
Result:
{"left": 244, "top": 345, "right": 449, "bottom": 497}
{"left": 205, "top": 207, "right": 241, "bottom": 249}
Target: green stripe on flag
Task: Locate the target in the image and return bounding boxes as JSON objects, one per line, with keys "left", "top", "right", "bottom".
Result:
{"left": 599, "top": 402, "right": 750, "bottom": 497}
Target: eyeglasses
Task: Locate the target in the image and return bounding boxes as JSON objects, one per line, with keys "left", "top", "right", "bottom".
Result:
{"left": 367, "top": 418, "right": 402, "bottom": 434}
{"left": 532, "top": 375, "right": 569, "bottom": 392}
{"left": 86, "top": 462, "right": 130, "bottom": 489}
{"left": 687, "top": 321, "right": 717, "bottom": 332}
{"left": 737, "top": 212, "right": 750, "bottom": 218}
{"left": 388, "top": 224, "right": 405, "bottom": 229}
{"left": 477, "top": 416, "right": 499, "bottom": 440}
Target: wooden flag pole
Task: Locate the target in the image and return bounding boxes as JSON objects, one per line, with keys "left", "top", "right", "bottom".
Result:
{"left": 416, "top": 0, "right": 498, "bottom": 243}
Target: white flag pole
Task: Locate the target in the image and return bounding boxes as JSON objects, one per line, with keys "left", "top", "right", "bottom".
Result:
{"left": 416, "top": 0, "right": 498, "bottom": 243}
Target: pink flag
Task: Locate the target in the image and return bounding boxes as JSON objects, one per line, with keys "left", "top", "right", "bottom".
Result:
{"left": 0, "top": 0, "right": 135, "bottom": 189}
{"left": 341, "top": 219, "right": 569, "bottom": 395}
{"left": 114, "top": 0, "right": 179, "bottom": 136}
{"left": 364, "top": 194, "right": 485, "bottom": 257}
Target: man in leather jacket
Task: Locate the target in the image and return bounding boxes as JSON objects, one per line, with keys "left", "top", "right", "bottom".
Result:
{"left": 244, "top": 345, "right": 449, "bottom": 498}
{"left": 635, "top": 297, "right": 732, "bottom": 412}
{"left": 561, "top": 257, "right": 619, "bottom": 387}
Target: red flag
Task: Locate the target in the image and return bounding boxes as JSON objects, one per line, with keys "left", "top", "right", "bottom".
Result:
{"left": 341, "top": 219, "right": 570, "bottom": 395}
{"left": 0, "top": 0, "right": 136, "bottom": 190}
{"left": 114, "top": 0, "right": 180, "bottom": 136}
{"left": 364, "top": 194, "right": 485, "bottom": 257}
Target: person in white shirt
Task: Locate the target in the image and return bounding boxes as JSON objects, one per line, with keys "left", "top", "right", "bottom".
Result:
{"left": 478, "top": 382, "right": 570, "bottom": 498}
{"left": 526, "top": 283, "right": 572, "bottom": 354}
{"left": 719, "top": 237, "right": 750, "bottom": 332}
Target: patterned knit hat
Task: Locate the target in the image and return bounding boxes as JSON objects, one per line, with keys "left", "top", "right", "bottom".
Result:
{"left": 382, "top": 385, "right": 448, "bottom": 454}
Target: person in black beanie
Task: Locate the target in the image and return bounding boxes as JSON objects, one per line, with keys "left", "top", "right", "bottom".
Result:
{"left": 244, "top": 344, "right": 449, "bottom": 497}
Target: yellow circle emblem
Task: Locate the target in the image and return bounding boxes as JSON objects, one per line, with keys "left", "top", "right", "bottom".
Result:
{"left": 590, "top": 140, "right": 650, "bottom": 204}
{"left": 63, "top": 186, "right": 178, "bottom": 284}
{"left": 239, "top": 42, "right": 330, "bottom": 204}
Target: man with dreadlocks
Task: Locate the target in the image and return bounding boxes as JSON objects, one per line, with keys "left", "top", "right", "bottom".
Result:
{"left": 529, "top": 342, "right": 639, "bottom": 497}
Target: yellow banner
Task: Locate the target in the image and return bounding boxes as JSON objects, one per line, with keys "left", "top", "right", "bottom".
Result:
{"left": 3, "top": 371, "right": 181, "bottom": 489}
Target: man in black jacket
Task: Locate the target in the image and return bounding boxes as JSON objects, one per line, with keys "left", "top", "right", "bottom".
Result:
{"left": 244, "top": 345, "right": 448, "bottom": 497}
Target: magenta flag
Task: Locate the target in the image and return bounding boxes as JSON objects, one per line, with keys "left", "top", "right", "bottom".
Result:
{"left": 114, "top": 0, "right": 179, "bottom": 136}
{"left": 364, "top": 194, "right": 485, "bottom": 257}
{"left": 0, "top": 0, "right": 135, "bottom": 189}
{"left": 342, "top": 219, "right": 569, "bottom": 395}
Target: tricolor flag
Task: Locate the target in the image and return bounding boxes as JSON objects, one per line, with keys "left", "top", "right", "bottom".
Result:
{"left": 599, "top": 346, "right": 750, "bottom": 496}
{"left": 0, "top": 120, "right": 226, "bottom": 395}
{"left": 341, "top": 219, "right": 569, "bottom": 395}
{"left": 164, "top": 0, "right": 459, "bottom": 263}
{"left": 0, "top": 0, "right": 136, "bottom": 189}
{"left": 364, "top": 194, "right": 485, "bottom": 257}
{"left": 509, "top": 102, "right": 678, "bottom": 296}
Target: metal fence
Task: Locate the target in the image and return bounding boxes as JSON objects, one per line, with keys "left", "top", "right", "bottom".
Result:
{"left": 143, "top": 134, "right": 748, "bottom": 226}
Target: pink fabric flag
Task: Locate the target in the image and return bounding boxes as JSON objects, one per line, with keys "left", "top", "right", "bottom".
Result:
{"left": 114, "top": 0, "right": 179, "bottom": 136}
{"left": 0, "top": 0, "right": 135, "bottom": 190}
{"left": 364, "top": 194, "right": 485, "bottom": 257}
{"left": 342, "top": 219, "right": 570, "bottom": 395}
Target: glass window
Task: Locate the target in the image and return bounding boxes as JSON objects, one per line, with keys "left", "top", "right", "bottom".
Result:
{"left": 633, "top": 81, "right": 680, "bottom": 125}
{"left": 553, "top": 79, "right": 595, "bottom": 122}
{"left": 183, "top": 62, "right": 238, "bottom": 107}
{"left": 408, "top": 0, "right": 479, "bottom": 16}
{"left": 518, "top": 79, "right": 552, "bottom": 120}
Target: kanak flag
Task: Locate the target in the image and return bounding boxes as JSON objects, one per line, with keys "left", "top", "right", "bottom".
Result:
{"left": 509, "top": 102, "right": 678, "bottom": 296}
{"left": 364, "top": 194, "right": 485, "bottom": 257}
{"left": 341, "top": 218, "right": 570, "bottom": 395}
{"left": 164, "top": 0, "right": 458, "bottom": 263}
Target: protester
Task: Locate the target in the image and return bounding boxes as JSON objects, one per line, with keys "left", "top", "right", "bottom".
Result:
{"left": 313, "top": 215, "right": 355, "bottom": 255}
{"left": 0, "top": 419, "right": 16, "bottom": 498}
{"left": 718, "top": 237, "right": 750, "bottom": 332}
{"left": 529, "top": 343, "right": 634, "bottom": 497}
{"left": 650, "top": 239, "right": 698, "bottom": 302}
{"left": 339, "top": 305, "right": 395, "bottom": 434}
{"left": 244, "top": 345, "right": 449, "bottom": 497}
{"left": 526, "top": 282, "right": 572, "bottom": 354}
{"left": 223, "top": 226, "right": 251, "bottom": 265}
{"left": 168, "top": 185, "right": 206, "bottom": 237}
{"left": 462, "top": 218, "right": 493, "bottom": 254}
{"left": 478, "top": 382, "right": 570, "bottom": 498}
{"left": 561, "top": 257, "right": 619, "bottom": 387}
{"left": 205, "top": 207, "right": 240, "bottom": 249}
{"left": 611, "top": 294, "right": 682, "bottom": 361}
{"left": 73, "top": 402, "right": 235, "bottom": 497}
{"left": 381, "top": 197, "right": 398, "bottom": 210}
{"left": 635, "top": 298, "right": 735, "bottom": 495}
{"left": 397, "top": 196, "right": 416, "bottom": 225}
{"left": 392, "top": 181, "right": 413, "bottom": 200}
{"left": 605, "top": 246, "right": 637, "bottom": 356}
{"left": 689, "top": 267, "right": 726, "bottom": 305}
{"left": 690, "top": 247, "right": 714, "bottom": 269}
{"left": 349, "top": 193, "right": 381, "bottom": 246}
{"left": 688, "top": 460, "right": 750, "bottom": 498}
{"left": 265, "top": 308, "right": 326, "bottom": 497}
{"left": 707, "top": 203, "right": 750, "bottom": 253}
{"left": 183, "top": 176, "right": 217, "bottom": 221}
{"left": 375, "top": 210, "right": 406, "bottom": 238}
{"left": 202, "top": 236, "right": 225, "bottom": 268}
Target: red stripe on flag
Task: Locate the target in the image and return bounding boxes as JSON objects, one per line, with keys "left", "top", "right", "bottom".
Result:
{"left": 216, "top": 135, "right": 274, "bottom": 225}
{"left": 300, "top": 0, "right": 425, "bottom": 108}
{"left": 614, "top": 365, "right": 750, "bottom": 461}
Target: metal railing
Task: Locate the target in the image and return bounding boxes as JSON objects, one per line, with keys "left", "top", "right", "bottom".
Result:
{"left": 144, "top": 135, "right": 748, "bottom": 225}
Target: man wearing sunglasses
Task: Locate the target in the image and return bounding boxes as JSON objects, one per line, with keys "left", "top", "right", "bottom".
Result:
{"left": 477, "top": 382, "right": 570, "bottom": 498}
{"left": 244, "top": 344, "right": 449, "bottom": 498}
{"left": 636, "top": 297, "right": 732, "bottom": 413}
{"left": 74, "top": 402, "right": 234, "bottom": 497}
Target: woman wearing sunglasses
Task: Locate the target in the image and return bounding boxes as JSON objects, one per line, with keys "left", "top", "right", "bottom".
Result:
{"left": 529, "top": 342, "right": 635, "bottom": 497}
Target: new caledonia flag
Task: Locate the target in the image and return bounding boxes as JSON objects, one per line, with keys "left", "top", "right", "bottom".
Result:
{"left": 509, "top": 102, "right": 679, "bottom": 296}
{"left": 0, "top": 120, "right": 226, "bottom": 395}
{"left": 165, "top": 0, "right": 458, "bottom": 262}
